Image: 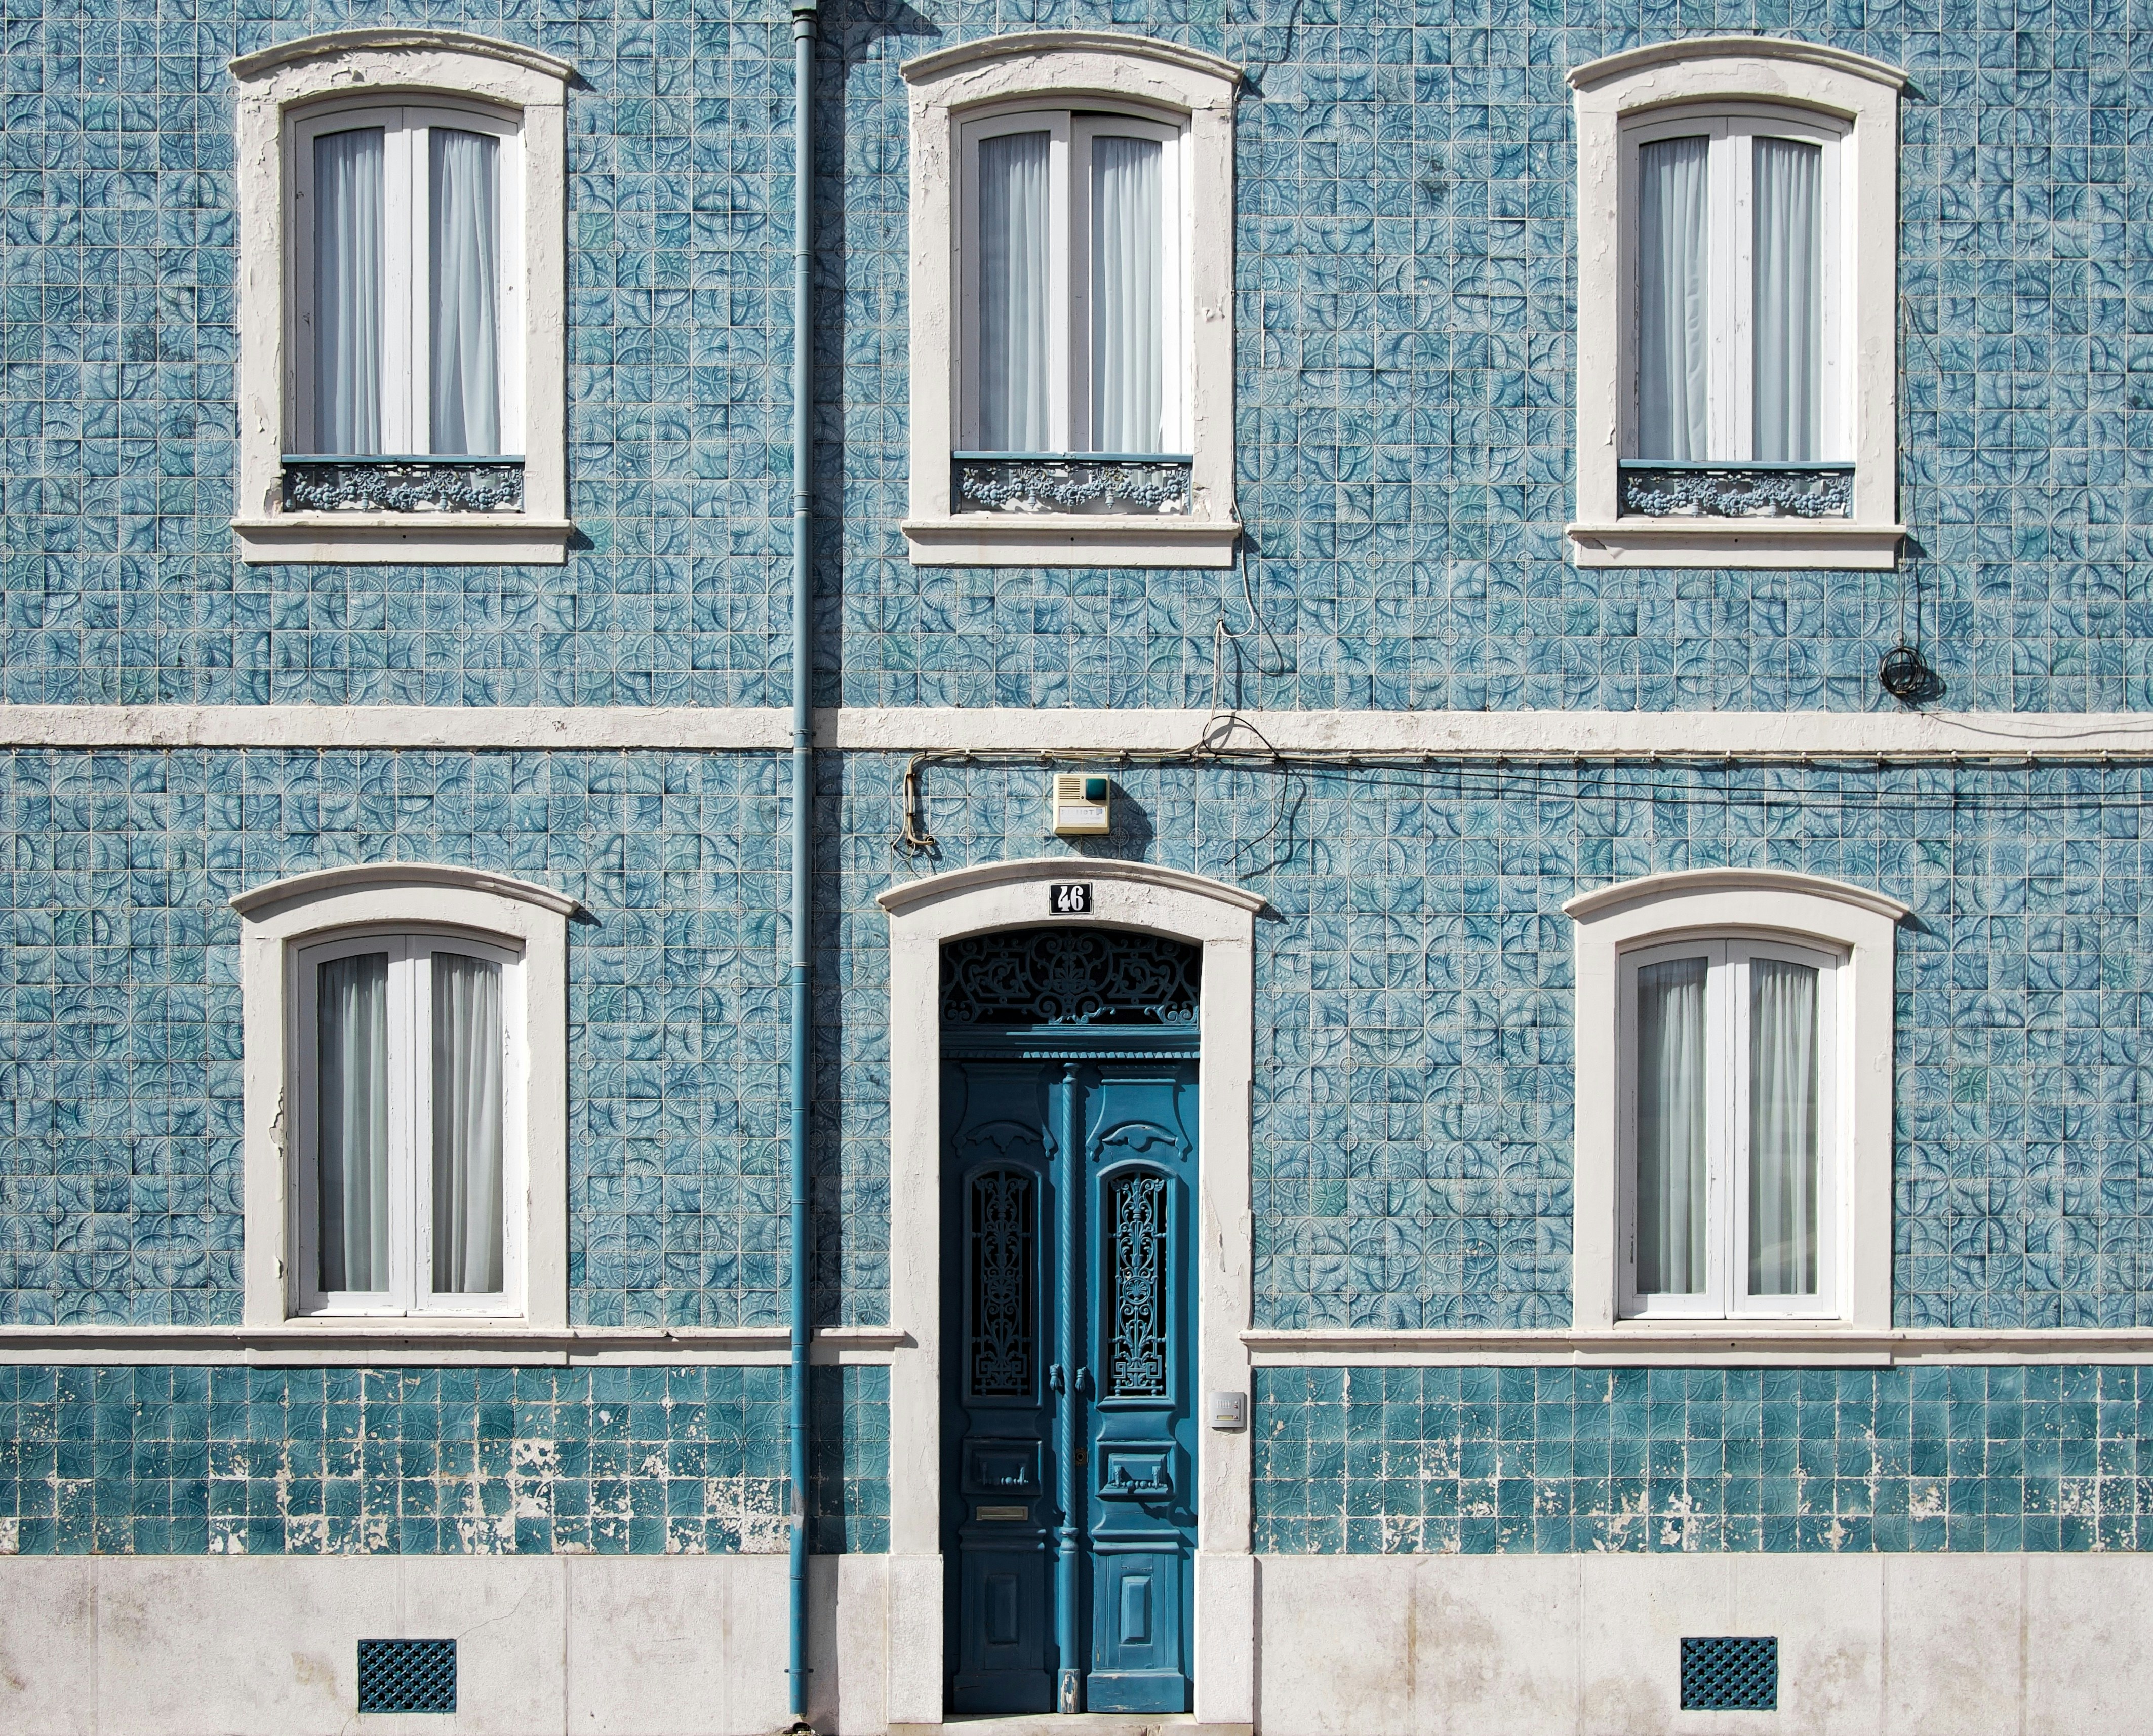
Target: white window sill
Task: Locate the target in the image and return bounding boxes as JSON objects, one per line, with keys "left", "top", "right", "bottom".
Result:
{"left": 1567, "top": 518, "right": 1905, "bottom": 570}
{"left": 903, "top": 514, "right": 1241, "bottom": 568}
{"left": 232, "top": 513, "right": 575, "bottom": 565}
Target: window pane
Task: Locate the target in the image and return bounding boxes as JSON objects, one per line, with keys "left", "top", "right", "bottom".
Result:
{"left": 978, "top": 131, "right": 1053, "bottom": 452}
{"left": 317, "top": 952, "right": 389, "bottom": 1292}
{"left": 430, "top": 128, "right": 503, "bottom": 456}
{"left": 1090, "top": 135, "right": 1164, "bottom": 453}
{"left": 314, "top": 128, "right": 384, "bottom": 455}
{"left": 1637, "top": 956, "right": 1708, "bottom": 1294}
{"left": 1748, "top": 957, "right": 1819, "bottom": 1296}
{"left": 1636, "top": 136, "right": 1710, "bottom": 461}
{"left": 431, "top": 952, "right": 505, "bottom": 1294}
{"left": 1752, "top": 137, "right": 1822, "bottom": 462}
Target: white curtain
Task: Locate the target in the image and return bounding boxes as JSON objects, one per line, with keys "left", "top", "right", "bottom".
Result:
{"left": 317, "top": 953, "right": 389, "bottom": 1292}
{"left": 1748, "top": 958, "right": 1819, "bottom": 1295}
{"left": 979, "top": 131, "right": 1052, "bottom": 452}
{"left": 1091, "top": 135, "right": 1164, "bottom": 453}
{"left": 430, "top": 128, "right": 502, "bottom": 456}
{"left": 1636, "top": 136, "right": 1710, "bottom": 461}
{"left": 1637, "top": 956, "right": 1708, "bottom": 1294}
{"left": 431, "top": 951, "right": 505, "bottom": 1294}
{"left": 1752, "top": 137, "right": 1821, "bottom": 462}
{"left": 314, "top": 128, "right": 383, "bottom": 455}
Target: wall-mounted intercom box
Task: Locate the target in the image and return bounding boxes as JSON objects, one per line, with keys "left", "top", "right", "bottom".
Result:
{"left": 1052, "top": 774, "right": 1111, "bottom": 836}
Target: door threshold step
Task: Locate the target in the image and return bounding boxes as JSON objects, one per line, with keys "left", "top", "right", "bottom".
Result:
{"left": 893, "top": 1719, "right": 1250, "bottom": 1736}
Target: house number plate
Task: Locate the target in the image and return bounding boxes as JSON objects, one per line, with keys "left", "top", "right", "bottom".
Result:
{"left": 1049, "top": 883, "right": 1093, "bottom": 914}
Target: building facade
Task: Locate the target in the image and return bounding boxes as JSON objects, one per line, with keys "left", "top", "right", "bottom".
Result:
{"left": 1, "top": 0, "right": 2151, "bottom": 1730}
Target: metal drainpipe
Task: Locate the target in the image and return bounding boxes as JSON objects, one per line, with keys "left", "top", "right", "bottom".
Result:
{"left": 786, "top": 0, "right": 818, "bottom": 1724}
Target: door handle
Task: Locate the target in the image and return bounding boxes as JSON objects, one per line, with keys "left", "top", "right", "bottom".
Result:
{"left": 1049, "top": 1363, "right": 1065, "bottom": 1393}
{"left": 1100, "top": 1465, "right": 1172, "bottom": 1500}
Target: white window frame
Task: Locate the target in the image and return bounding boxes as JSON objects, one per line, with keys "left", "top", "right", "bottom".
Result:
{"left": 1565, "top": 866, "right": 1907, "bottom": 1340}
{"left": 292, "top": 929, "right": 526, "bottom": 1319}
{"left": 235, "top": 864, "right": 575, "bottom": 1332}
{"left": 1616, "top": 934, "right": 1842, "bottom": 1323}
{"left": 902, "top": 31, "right": 1242, "bottom": 567}
{"left": 1568, "top": 37, "right": 1905, "bottom": 569}
{"left": 230, "top": 29, "right": 573, "bottom": 564}
{"left": 290, "top": 100, "right": 528, "bottom": 461}
{"left": 955, "top": 106, "right": 1190, "bottom": 458}
{"left": 1620, "top": 107, "right": 1846, "bottom": 464}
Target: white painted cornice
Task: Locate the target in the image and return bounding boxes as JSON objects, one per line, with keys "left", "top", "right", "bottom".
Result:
{"left": 1562, "top": 865, "right": 1912, "bottom": 924}
{"left": 7, "top": 704, "right": 2153, "bottom": 758}
{"left": 1245, "top": 1326, "right": 2153, "bottom": 1368}
{"left": 229, "top": 27, "right": 575, "bottom": 85}
{"left": 229, "top": 862, "right": 581, "bottom": 919}
{"left": 1567, "top": 34, "right": 1907, "bottom": 94}
{"left": 901, "top": 29, "right": 1242, "bottom": 92}
{"left": 876, "top": 854, "right": 1268, "bottom": 915}
{"left": 0, "top": 1323, "right": 906, "bottom": 1367}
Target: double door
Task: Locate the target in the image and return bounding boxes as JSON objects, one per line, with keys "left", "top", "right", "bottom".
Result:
{"left": 941, "top": 1051, "right": 1199, "bottom": 1716}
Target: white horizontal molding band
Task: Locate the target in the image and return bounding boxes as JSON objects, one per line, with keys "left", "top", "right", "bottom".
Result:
{"left": 1244, "top": 1328, "right": 2153, "bottom": 1368}
{"left": 0, "top": 705, "right": 792, "bottom": 751}
{"left": 0, "top": 1324, "right": 907, "bottom": 1367}
{"left": 6, "top": 704, "right": 2153, "bottom": 757}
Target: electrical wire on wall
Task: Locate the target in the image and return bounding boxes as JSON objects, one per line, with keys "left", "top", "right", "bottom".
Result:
{"left": 1880, "top": 290, "right": 1945, "bottom": 704}
{"left": 892, "top": 739, "right": 2153, "bottom": 870}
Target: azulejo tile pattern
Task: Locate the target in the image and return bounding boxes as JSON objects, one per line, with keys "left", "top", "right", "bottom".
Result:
{"left": 0, "top": 1364, "right": 887, "bottom": 1556}
{"left": 0, "top": 0, "right": 2145, "bottom": 711}
{"left": 1254, "top": 1365, "right": 2153, "bottom": 1555}
{"left": 869, "top": 753, "right": 2153, "bottom": 1332}
{"left": 6, "top": 746, "right": 2153, "bottom": 1334}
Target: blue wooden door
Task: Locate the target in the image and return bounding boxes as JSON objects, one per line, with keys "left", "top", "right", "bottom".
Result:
{"left": 942, "top": 1051, "right": 1198, "bottom": 1716}
{"left": 1079, "top": 1060, "right": 1199, "bottom": 1714}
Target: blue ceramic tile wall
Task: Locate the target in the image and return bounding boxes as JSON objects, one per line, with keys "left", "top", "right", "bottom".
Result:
{"left": 8, "top": 746, "right": 2153, "bottom": 1334}
{"left": 4, "top": 0, "right": 2150, "bottom": 710}
{"left": 1253, "top": 1365, "right": 2153, "bottom": 1554}
{"left": 0, "top": 1363, "right": 886, "bottom": 1555}
{"left": 864, "top": 753, "right": 2153, "bottom": 1333}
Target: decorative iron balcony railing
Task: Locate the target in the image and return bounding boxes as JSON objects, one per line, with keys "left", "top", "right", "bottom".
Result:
{"left": 281, "top": 455, "right": 526, "bottom": 515}
{"left": 953, "top": 452, "right": 1193, "bottom": 516}
{"left": 1618, "top": 459, "right": 1854, "bottom": 520}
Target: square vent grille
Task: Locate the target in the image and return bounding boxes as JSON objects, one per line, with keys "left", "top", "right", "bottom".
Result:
{"left": 357, "top": 1638, "right": 457, "bottom": 1713}
{"left": 1681, "top": 1635, "right": 1777, "bottom": 1711}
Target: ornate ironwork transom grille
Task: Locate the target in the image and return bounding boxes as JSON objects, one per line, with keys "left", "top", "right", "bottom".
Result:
{"left": 1680, "top": 1636, "right": 1777, "bottom": 1710}
{"left": 1106, "top": 1171, "right": 1169, "bottom": 1397}
{"left": 357, "top": 1639, "right": 457, "bottom": 1713}
{"left": 968, "top": 1168, "right": 1036, "bottom": 1399}
{"left": 941, "top": 928, "right": 1201, "bottom": 1028}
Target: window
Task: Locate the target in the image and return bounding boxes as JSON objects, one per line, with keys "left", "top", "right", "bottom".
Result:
{"left": 902, "top": 32, "right": 1242, "bottom": 567}
{"left": 1620, "top": 937, "right": 1839, "bottom": 1320}
{"left": 235, "top": 864, "right": 574, "bottom": 1330}
{"left": 296, "top": 931, "right": 522, "bottom": 1316}
{"left": 961, "top": 111, "right": 1186, "bottom": 460}
{"left": 1629, "top": 112, "right": 1842, "bottom": 469}
{"left": 1565, "top": 867, "right": 1906, "bottom": 1338}
{"left": 1568, "top": 39, "right": 1905, "bottom": 569}
{"left": 294, "top": 103, "right": 523, "bottom": 464}
{"left": 230, "top": 30, "right": 572, "bottom": 564}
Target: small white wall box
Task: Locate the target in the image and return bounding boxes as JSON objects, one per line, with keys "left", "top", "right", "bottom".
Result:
{"left": 1053, "top": 774, "right": 1112, "bottom": 836}
{"left": 1206, "top": 1391, "right": 1248, "bottom": 1431}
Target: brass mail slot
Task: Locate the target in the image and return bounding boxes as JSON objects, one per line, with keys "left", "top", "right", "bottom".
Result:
{"left": 975, "top": 1504, "right": 1029, "bottom": 1522}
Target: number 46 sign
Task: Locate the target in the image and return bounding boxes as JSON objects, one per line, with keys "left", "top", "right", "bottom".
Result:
{"left": 1048, "top": 882, "right": 1093, "bottom": 914}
